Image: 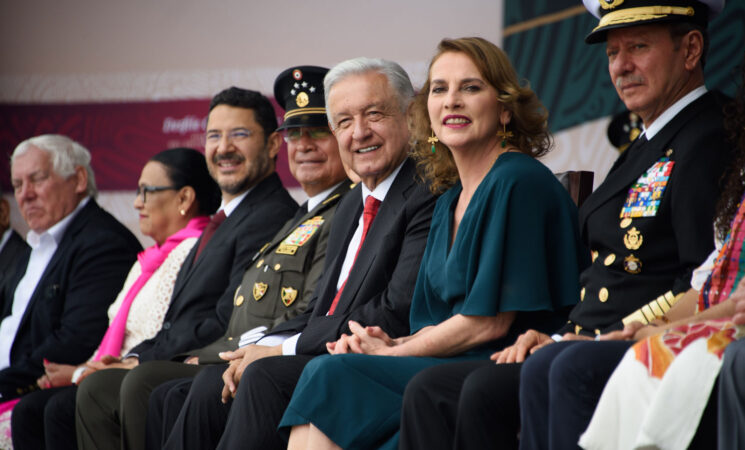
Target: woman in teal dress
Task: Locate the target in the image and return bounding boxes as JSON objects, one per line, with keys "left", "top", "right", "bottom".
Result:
{"left": 281, "top": 37, "right": 588, "bottom": 450}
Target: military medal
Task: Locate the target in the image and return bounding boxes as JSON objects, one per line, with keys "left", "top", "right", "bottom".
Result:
{"left": 281, "top": 287, "right": 298, "bottom": 307}
{"left": 620, "top": 156, "right": 674, "bottom": 218}
{"left": 278, "top": 217, "right": 324, "bottom": 255}
{"left": 623, "top": 227, "right": 643, "bottom": 250}
{"left": 623, "top": 254, "right": 642, "bottom": 274}
{"left": 253, "top": 282, "right": 268, "bottom": 301}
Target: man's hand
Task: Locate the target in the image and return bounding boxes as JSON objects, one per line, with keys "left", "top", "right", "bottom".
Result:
{"left": 490, "top": 330, "right": 554, "bottom": 364}
{"left": 40, "top": 361, "right": 77, "bottom": 388}
{"left": 85, "top": 355, "right": 139, "bottom": 372}
{"left": 219, "top": 345, "right": 282, "bottom": 403}
{"left": 598, "top": 321, "right": 652, "bottom": 341}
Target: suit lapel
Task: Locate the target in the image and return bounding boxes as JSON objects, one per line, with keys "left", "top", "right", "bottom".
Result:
{"left": 170, "top": 175, "right": 275, "bottom": 299}
{"left": 333, "top": 159, "right": 416, "bottom": 313}
{"left": 311, "top": 185, "right": 363, "bottom": 316}
{"left": 16, "top": 200, "right": 97, "bottom": 332}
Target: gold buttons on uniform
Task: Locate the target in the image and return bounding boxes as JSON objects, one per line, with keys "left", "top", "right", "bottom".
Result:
{"left": 604, "top": 254, "right": 616, "bottom": 266}
{"left": 228, "top": 337, "right": 234, "bottom": 341}
{"left": 620, "top": 218, "right": 632, "bottom": 229}
{"left": 591, "top": 251, "right": 599, "bottom": 263}
{"left": 274, "top": 263, "right": 281, "bottom": 271}
{"left": 599, "top": 288, "right": 609, "bottom": 302}
{"left": 581, "top": 287, "right": 586, "bottom": 301}
{"left": 665, "top": 148, "right": 673, "bottom": 157}
{"left": 256, "top": 259, "right": 264, "bottom": 269}
{"left": 235, "top": 295, "right": 244, "bottom": 306}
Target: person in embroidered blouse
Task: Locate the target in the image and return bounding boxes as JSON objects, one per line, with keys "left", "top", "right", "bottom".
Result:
{"left": 7, "top": 147, "right": 220, "bottom": 450}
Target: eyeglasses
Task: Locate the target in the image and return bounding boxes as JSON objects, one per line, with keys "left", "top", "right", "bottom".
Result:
{"left": 205, "top": 129, "right": 254, "bottom": 144}
{"left": 136, "top": 185, "right": 179, "bottom": 203}
{"left": 282, "top": 128, "right": 333, "bottom": 143}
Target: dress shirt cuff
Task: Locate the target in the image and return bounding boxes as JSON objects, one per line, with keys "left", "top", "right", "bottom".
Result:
{"left": 238, "top": 326, "right": 268, "bottom": 348}
{"left": 551, "top": 334, "right": 563, "bottom": 342}
{"left": 71, "top": 366, "right": 87, "bottom": 384}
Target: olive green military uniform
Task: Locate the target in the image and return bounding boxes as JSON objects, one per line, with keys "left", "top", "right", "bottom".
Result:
{"left": 191, "top": 180, "right": 352, "bottom": 363}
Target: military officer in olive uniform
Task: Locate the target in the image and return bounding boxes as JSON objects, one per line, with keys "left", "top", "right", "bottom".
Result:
{"left": 119, "top": 66, "right": 353, "bottom": 449}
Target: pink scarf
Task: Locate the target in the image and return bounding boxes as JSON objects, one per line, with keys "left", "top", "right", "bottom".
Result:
{"left": 94, "top": 216, "right": 209, "bottom": 360}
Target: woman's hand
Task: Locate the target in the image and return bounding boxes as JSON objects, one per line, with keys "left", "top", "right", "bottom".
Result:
{"left": 326, "top": 321, "right": 397, "bottom": 356}
{"left": 490, "top": 329, "right": 553, "bottom": 364}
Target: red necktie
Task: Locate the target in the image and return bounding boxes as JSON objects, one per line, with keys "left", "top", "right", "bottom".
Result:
{"left": 194, "top": 210, "right": 226, "bottom": 261}
{"left": 327, "top": 195, "right": 381, "bottom": 315}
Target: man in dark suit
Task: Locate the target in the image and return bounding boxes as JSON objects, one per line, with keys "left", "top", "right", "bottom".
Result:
{"left": 0, "top": 134, "right": 140, "bottom": 400}
{"left": 0, "top": 192, "right": 29, "bottom": 289}
{"left": 398, "top": 1, "right": 732, "bottom": 448}
{"left": 74, "top": 87, "right": 298, "bottom": 450}
{"left": 159, "top": 57, "right": 436, "bottom": 450}
{"left": 120, "top": 65, "right": 353, "bottom": 449}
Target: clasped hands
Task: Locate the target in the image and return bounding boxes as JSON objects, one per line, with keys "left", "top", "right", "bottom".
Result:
{"left": 216, "top": 321, "right": 396, "bottom": 404}
{"left": 37, "top": 355, "right": 139, "bottom": 390}
{"left": 326, "top": 320, "right": 397, "bottom": 355}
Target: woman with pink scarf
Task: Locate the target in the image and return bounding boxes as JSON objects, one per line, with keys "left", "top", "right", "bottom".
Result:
{"left": 6, "top": 147, "right": 220, "bottom": 450}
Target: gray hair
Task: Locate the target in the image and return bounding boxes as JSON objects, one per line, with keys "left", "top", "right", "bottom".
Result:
{"left": 323, "top": 57, "right": 415, "bottom": 128}
{"left": 11, "top": 134, "right": 98, "bottom": 198}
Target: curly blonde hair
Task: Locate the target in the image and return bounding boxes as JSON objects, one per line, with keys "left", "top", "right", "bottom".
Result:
{"left": 410, "top": 37, "right": 552, "bottom": 193}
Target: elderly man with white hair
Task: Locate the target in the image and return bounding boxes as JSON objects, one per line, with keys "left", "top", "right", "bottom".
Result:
{"left": 0, "top": 134, "right": 140, "bottom": 399}
{"left": 158, "top": 57, "right": 436, "bottom": 450}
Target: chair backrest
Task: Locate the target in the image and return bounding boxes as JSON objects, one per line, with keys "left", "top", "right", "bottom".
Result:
{"left": 554, "top": 171, "right": 594, "bottom": 208}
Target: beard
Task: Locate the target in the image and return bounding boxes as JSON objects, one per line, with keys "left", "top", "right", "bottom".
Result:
{"left": 210, "top": 150, "right": 274, "bottom": 196}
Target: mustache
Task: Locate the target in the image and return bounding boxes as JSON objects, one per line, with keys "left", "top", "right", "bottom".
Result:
{"left": 213, "top": 153, "right": 245, "bottom": 164}
{"left": 616, "top": 75, "right": 644, "bottom": 89}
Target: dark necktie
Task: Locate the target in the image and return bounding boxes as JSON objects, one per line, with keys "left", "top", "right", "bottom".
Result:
{"left": 194, "top": 209, "right": 226, "bottom": 261}
{"left": 327, "top": 196, "right": 381, "bottom": 315}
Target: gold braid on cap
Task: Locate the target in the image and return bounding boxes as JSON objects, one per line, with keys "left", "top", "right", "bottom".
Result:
{"left": 593, "top": 5, "right": 695, "bottom": 32}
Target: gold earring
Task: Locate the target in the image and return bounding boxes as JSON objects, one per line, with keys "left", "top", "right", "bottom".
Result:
{"left": 427, "top": 129, "right": 439, "bottom": 154}
{"left": 497, "top": 123, "right": 513, "bottom": 148}
{"left": 180, "top": 209, "right": 186, "bottom": 216}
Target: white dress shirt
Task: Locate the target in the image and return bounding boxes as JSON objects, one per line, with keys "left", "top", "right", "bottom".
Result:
{"left": 0, "top": 197, "right": 89, "bottom": 368}
{"left": 256, "top": 162, "right": 405, "bottom": 355}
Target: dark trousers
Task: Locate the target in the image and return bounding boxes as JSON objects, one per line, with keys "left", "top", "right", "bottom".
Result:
{"left": 518, "top": 340, "right": 632, "bottom": 450}
{"left": 75, "top": 362, "right": 203, "bottom": 450}
{"left": 163, "top": 355, "right": 314, "bottom": 450}
{"left": 146, "top": 377, "right": 194, "bottom": 450}
{"left": 400, "top": 359, "right": 522, "bottom": 450}
{"left": 162, "top": 365, "right": 233, "bottom": 450}
{"left": 12, "top": 385, "right": 77, "bottom": 450}
{"left": 719, "top": 339, "right": 745, "bottom": 450}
